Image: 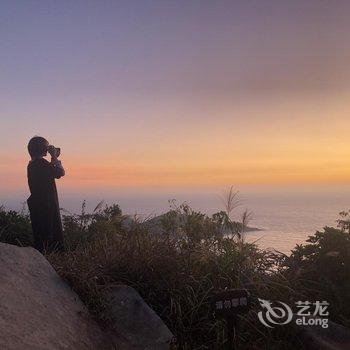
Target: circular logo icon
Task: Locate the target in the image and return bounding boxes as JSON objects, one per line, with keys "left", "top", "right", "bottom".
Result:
{"left": 258, "top": 298, "right": 293, "bottom": 328}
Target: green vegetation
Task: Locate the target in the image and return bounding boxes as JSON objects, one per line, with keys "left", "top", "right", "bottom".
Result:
{"left": 284, "top": 226, "right": 350, "bottom": 327}
{"left": 0, "top": 205, "right": 33, "bottom": 246}
{"left": 0, "top": 202, "right": 349, "bottom": 349}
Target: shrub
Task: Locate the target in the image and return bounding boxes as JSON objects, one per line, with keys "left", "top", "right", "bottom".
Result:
{"left": 283, "top": 226, "right": 350, "bottom": 326}
{"left": 2, "top": 200, "right": 349, "bottom": 348}
{"left": 61, "top": 200, "right": 126, "bottom": 250}
{"left": 0, "top": 206, "right": 33, "bottom": 246}
{"left": 49, "top": 202, "right": 291, "bottom": 349}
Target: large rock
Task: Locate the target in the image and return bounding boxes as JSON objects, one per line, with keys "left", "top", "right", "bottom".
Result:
{"left": 103, "top": 285, "right": 174, "bottom": 350}
{"left": 0, "top": 243, "right": 111, "bottom": 350}
{"left": 295, "top": 318, "right": 350, "bottom": 350}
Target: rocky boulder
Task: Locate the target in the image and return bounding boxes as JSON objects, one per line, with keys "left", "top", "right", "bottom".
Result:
{"left": 0, "top": 242, "right": 111, "bottom": 350}
{"left": 296, "top": 318, "right": 350, "bottom": 350}
{"left": 102, "top": 285, "right": 174, "bottom": 350}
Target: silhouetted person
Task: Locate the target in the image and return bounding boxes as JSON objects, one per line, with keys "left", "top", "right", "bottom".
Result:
{"left": 27, "top": 136, "right": 65, "bottom": 253}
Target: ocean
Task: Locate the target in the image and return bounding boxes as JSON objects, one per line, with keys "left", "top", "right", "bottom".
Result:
{"left": 3, "top": 188, "right": 350, "bottom": 254}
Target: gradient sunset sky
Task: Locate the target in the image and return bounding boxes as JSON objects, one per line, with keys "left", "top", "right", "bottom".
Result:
{"left": 1, "top": 0, "right": 350, "bottom": 199}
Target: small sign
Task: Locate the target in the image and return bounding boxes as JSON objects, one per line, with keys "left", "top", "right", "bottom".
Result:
{"left": 211, "top": 289, "right": 249, "bottom": 319}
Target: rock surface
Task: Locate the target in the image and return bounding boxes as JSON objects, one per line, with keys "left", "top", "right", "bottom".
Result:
{"left": 296, "top": 318, "right": 350, "bottom": 350}
{"left": 0, "top": 242, "right": 111, "bottom": 350}
{"left": 103, "top": 285, "right": 174, "bottom": 350}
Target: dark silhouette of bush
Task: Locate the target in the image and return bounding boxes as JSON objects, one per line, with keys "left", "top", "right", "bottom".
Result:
{"left": 1, "top": 201, "right": 349, "bottom": 348}
{"left": 283, "top": 225, "right": 350, "bottom": 326}
{"left": 61, "top": 200, "right": 125, "bottom": 250}
{"left": 0, "top": 206, "right": 33, "bottom": 246}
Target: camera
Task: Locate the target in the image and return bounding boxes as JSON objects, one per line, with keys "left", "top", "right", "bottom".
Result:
{"left": 48, "top": 145, "right": 61, "bottom": 157}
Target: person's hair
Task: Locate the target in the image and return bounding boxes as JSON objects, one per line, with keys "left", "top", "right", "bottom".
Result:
{"left": 28, "top": 136, "right": 48, "bottom": 158}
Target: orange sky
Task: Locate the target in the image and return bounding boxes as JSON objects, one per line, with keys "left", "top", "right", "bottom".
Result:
{"left": 1, "top": 2, "right": 350, "bottom": 197}
{"left": 2, "top": 92, "right": 350, "bottom": 194}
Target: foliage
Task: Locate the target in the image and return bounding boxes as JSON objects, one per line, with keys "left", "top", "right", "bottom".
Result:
{"left": 283, "top": 226, "right": 350, "bottom": 326}
{"left": 49, "top": 223, "right": 286, "bottom": 349}
{"left": 0, "top": 206, "right": 33, "bottom": 246}
{"left": 48, "top": 200, "right": 298, "bottom": 349}
{"left": 61, "top": 200, "right": 125, "bottom": 249}
{"left": 160, "top": 200, "right": 249, "bottom": 245}
{"left": 1, "top": 200, "right": 350, "bottom": 349}
{"left": 337, "top": 210, "right": 350, "bottom": 233}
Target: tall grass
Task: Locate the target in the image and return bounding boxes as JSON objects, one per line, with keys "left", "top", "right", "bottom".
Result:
{"left": 1, "top": 199, "right": 349, "bottom": 349}
{"left": 48, "top": 199, "right": 303, "bottom": 349}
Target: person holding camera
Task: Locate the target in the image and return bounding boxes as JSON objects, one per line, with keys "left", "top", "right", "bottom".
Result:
{"left": 27, "top": 136, "right": 65, "bottom": 253}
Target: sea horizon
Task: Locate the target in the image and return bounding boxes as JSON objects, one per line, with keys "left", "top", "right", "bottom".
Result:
{"left": 3, "top": 186, "right": 350, "bottom": 254}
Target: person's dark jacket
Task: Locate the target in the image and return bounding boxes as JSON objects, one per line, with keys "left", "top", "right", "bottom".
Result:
{"left": 27, "top": 158, "right": 65, "bottom": 252}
